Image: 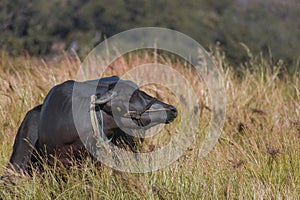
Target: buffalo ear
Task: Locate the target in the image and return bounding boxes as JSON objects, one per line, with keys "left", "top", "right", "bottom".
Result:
{"left": 94, "top": 90, "right": 117, "bottom": 104}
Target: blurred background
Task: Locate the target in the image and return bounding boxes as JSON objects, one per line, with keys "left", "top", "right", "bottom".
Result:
{"left": 0, "top": 0, "right": 299, "bottom": 65}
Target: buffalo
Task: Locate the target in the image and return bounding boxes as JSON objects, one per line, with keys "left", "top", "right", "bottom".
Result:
{"left": 1, "top": 76, "right": 177, "bottom": 178}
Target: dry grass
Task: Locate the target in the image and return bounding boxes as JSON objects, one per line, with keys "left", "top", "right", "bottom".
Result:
{"left": 0, "top": 49, "right": 299, "bottom": 199}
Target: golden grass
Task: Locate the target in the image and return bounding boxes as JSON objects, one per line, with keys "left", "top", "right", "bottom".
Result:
{"left": 0, "top": 50, "right": 299, "bottom": 199}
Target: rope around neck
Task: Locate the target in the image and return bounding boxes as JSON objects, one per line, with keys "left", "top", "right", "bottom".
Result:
{"left": 90, "top": 95, "right": 111, "bottom": 150}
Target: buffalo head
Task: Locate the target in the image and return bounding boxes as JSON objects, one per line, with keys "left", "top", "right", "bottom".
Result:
{"left": 94, "top": 78, "right": 178, "bottom": 130}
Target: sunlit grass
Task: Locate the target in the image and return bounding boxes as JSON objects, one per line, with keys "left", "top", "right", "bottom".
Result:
{"left": 0, "top": 50, "right": 299, "bottom": 199}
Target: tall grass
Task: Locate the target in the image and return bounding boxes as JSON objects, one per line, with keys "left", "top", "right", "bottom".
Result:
{"left": 0, "top": 50, "right": 299, "bottom": 199}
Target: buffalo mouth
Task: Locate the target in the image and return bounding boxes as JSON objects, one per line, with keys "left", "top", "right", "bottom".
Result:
{"left": 130, "top": 105, "right": 178, "bottom": 128}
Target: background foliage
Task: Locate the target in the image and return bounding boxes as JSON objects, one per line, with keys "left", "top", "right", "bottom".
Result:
{"left": 1, "top": 0, "right": 299, "bottom": 65}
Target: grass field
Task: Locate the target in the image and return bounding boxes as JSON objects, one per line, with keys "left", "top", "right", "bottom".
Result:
{"left": 0, "top": 49, "right": 299, "bottom": 199}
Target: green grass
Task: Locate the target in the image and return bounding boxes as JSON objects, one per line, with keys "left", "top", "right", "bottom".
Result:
{"left": 0, "top": 50, "right": 299, "bottom": 199}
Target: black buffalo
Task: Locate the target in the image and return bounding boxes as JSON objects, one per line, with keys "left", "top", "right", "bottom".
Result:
{"left": 2, "top": 76, "right": 177, "bottom": 177}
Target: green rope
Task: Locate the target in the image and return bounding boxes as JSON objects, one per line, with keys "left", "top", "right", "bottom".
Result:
{"left": 90, "top": 95, "right": 111, "bottom": 151}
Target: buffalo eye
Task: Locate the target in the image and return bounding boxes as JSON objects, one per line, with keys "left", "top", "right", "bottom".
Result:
{"left": 116, "top": 106, "right": 122, "bottom": 112}
{"left": 111, "top": 101, "right": 128, "bottom": 116}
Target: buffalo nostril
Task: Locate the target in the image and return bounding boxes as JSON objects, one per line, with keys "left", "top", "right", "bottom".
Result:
{"left": 170, "top": 106, "right": 178, "bottom": 118}
{"left": 165, "top": 106, "right": 178, "bottom": 124}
